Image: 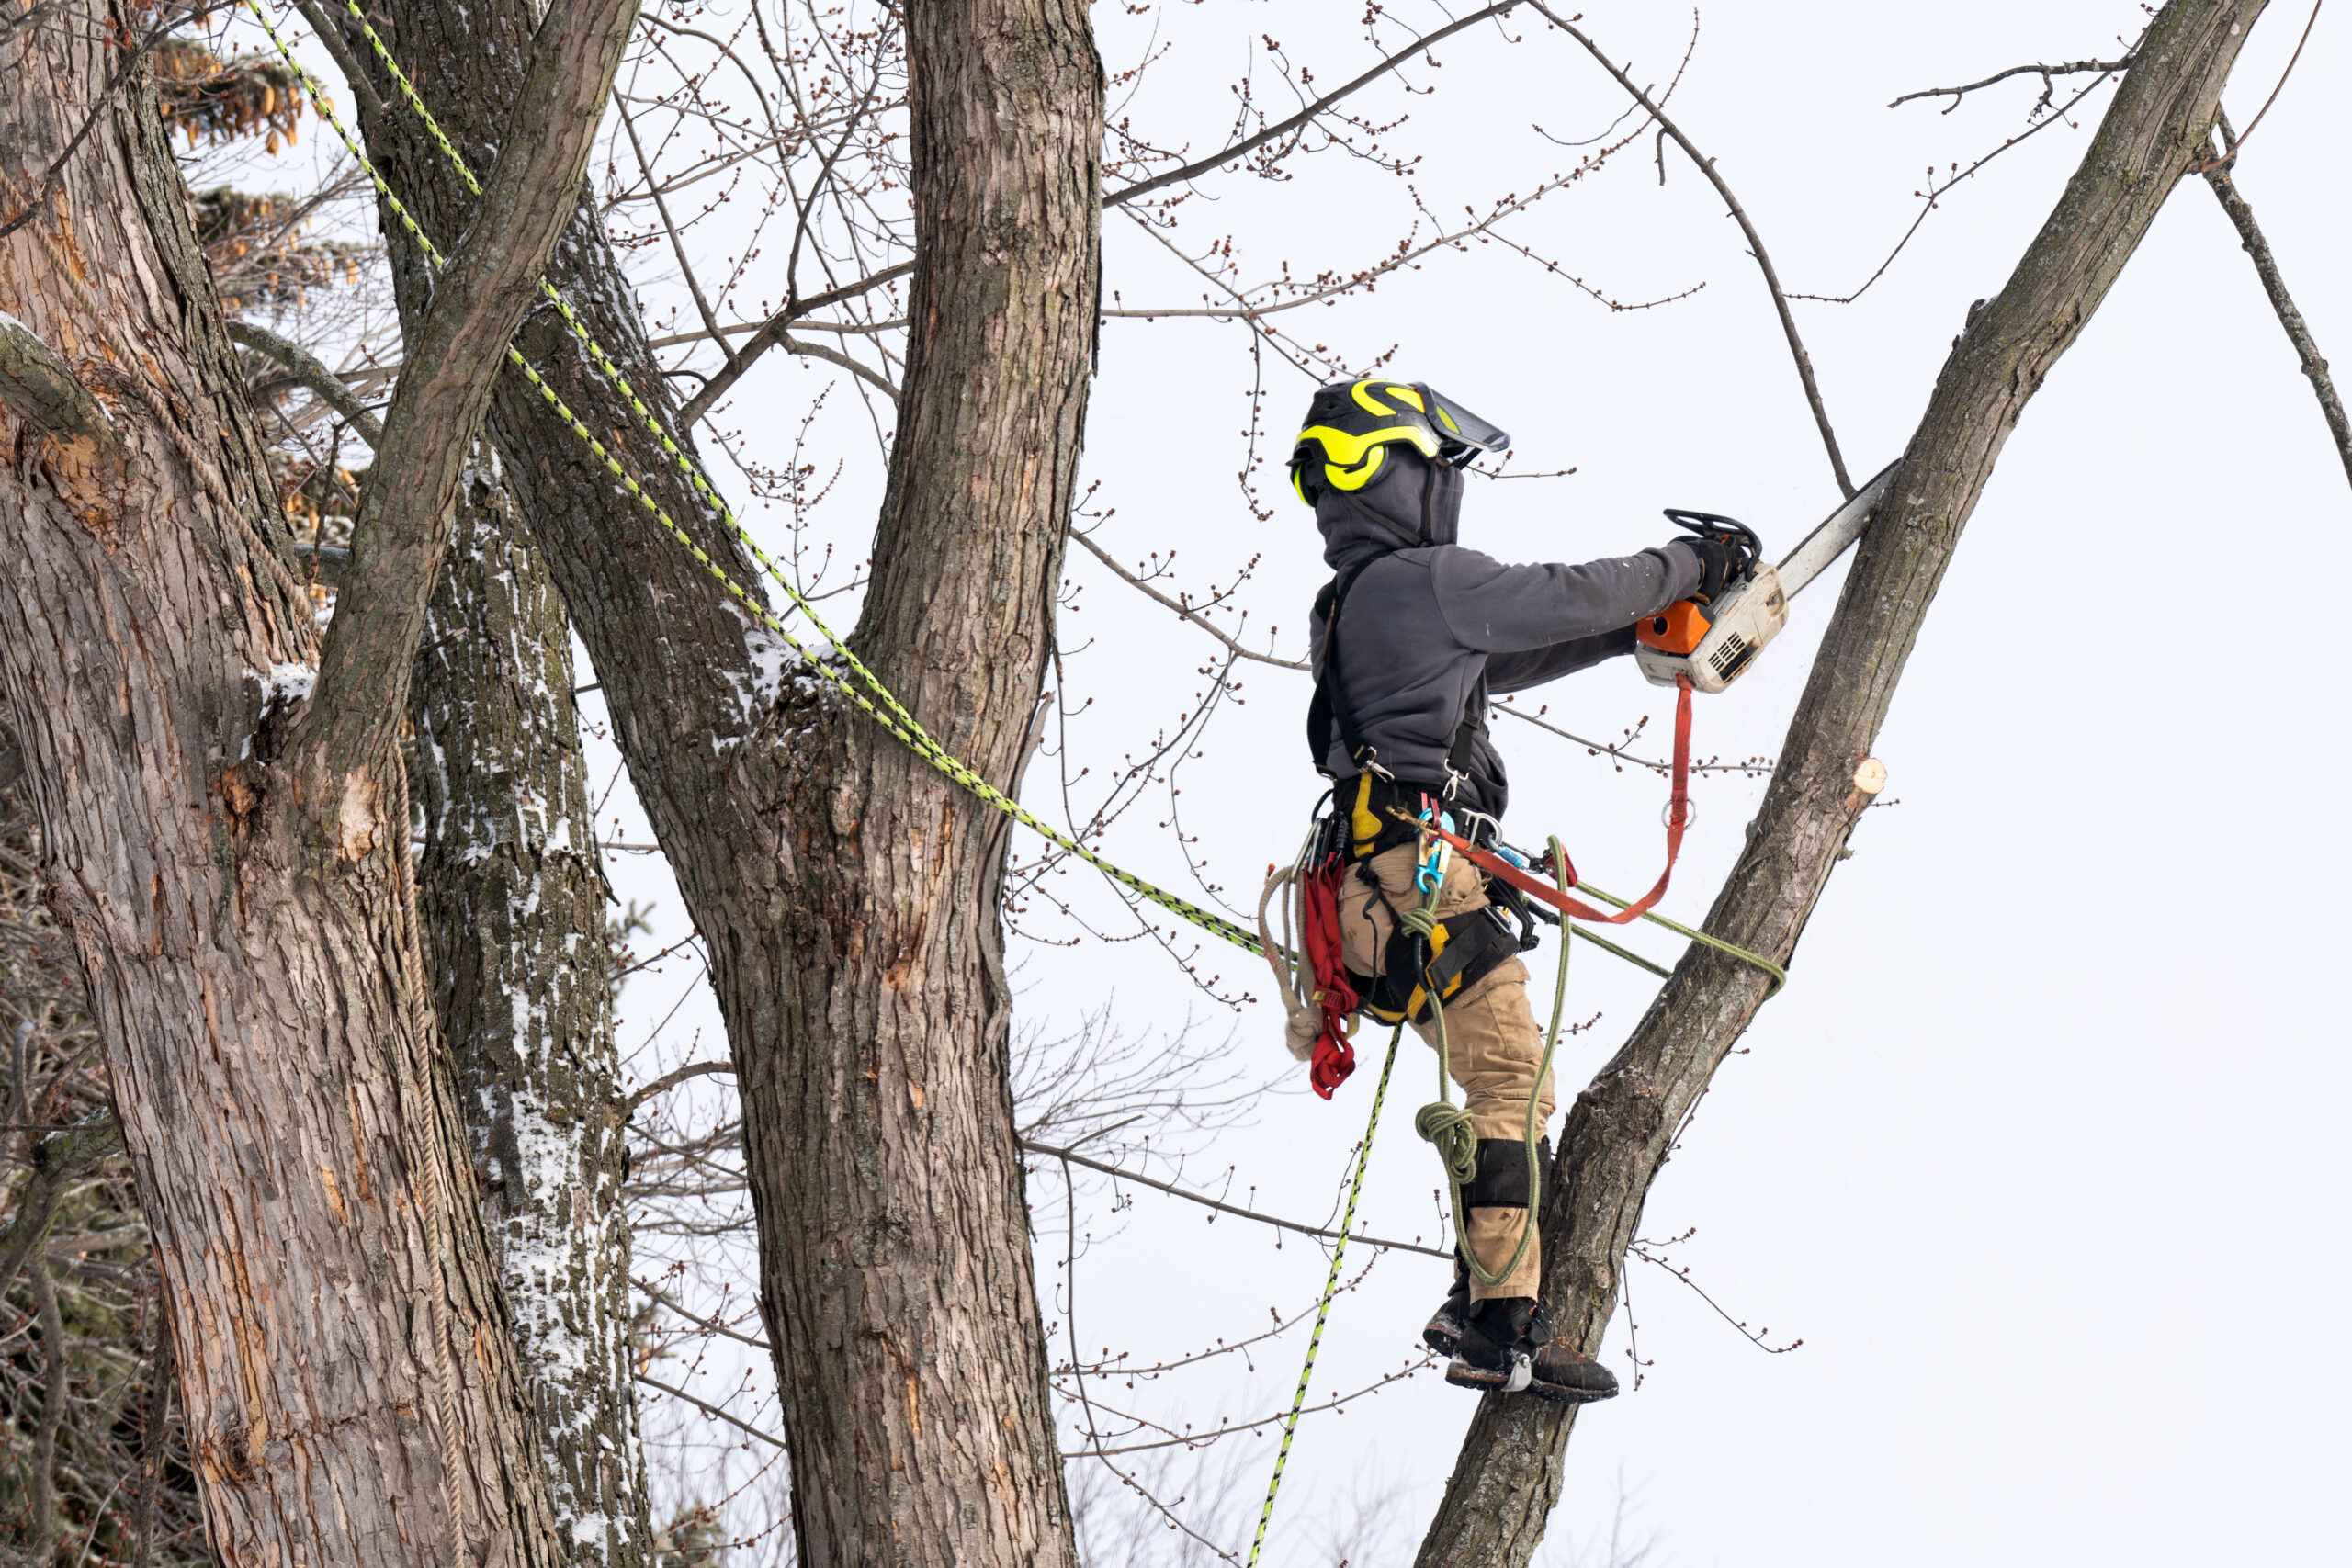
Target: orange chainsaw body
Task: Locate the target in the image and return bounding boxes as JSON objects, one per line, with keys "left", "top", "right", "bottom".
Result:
{"left": 1635, "top": 598, "right": 1713, "bottom": 657}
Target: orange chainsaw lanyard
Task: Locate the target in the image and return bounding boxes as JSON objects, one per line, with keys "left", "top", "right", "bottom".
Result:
{"left": 1416, "top": 674, "right": 1693, "bottom": 926}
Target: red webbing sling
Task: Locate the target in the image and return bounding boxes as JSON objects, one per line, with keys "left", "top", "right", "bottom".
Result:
{"left": 1416, "top": 675, "right": 1694, "bottom": 926}
{"left": 1298, "top": 852, "right": 1363, "bottom": 1098}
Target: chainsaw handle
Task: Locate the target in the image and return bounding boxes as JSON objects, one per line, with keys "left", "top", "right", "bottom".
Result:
{"left": 1661, "top": 508, "right": 1763, "bottom": 574}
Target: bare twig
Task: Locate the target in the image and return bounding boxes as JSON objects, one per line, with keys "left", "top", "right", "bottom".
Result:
{"left": 1628, "top": 1242, "right": 1803, "bottom": 1353}
{"left": 1069, "top": 530, "right": 1306, "bottom": 671}
{"left": 674, "top": 264, "right": 910, "bottom": 423}
{"left": 624, "top": 1058, "right": 736, "bottom": 1115}
{"left": 1530, "top": 4, "right": 1853, "bottom": 497}
{"left": 637, "top": 1279, "right": 770, "bottom": 1351}
{"left": 1106, "top": 4, "right": 1523, "bottom": 209}
{"left": 1490, "top": 702, "right": 1770, "bottom": 777}
{"left": 1023, "top": 1136, "right": 1452, "bottom": 1259}
{"left": 1891, "top": 56, "right": 2135, "bottom": 114}
{"left": 1802, "top": 65, "right": 2127, "bottom": 307}
{"left": 2202, "top": 111, "right": 2352, "bottom": 486}
{"left": 617, "top": 99, "right": 738, "bottom": 374}
{"left": 634, "top": 1372, "right": 786, "bottom": 1450}
{"left": 2199, "top": 0, "right": 2323, "bottom": 169}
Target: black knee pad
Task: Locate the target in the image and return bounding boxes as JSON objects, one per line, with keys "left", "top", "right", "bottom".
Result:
{"left": 1464, "top": 1136, "right": 1549, "bottom": 1211}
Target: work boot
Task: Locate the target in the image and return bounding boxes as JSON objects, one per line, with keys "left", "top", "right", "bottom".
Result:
{"left": 1421, "top": 1259, "right": 1471, "bottom": 1355}
{"left": 1443, "top": 1298, "right": 1620, "bottom": 1404}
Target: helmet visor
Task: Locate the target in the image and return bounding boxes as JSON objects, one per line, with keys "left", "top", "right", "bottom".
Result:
{"left": 1419, "top": 385, "right": 1510, "bottom": 465}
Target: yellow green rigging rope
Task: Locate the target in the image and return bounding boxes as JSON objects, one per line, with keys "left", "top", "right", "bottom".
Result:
{"left": 1243, "top": 1021, "right": 1402, "bottom": 1568}
{"left": 242, "top": 0, "right": 1267, "bottom": 956}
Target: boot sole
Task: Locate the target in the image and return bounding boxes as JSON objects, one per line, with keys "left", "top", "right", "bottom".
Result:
{"left": 1422, "top": 1321, "right": 1464, "bottom": 1356}
{"left": 1446, "top": 1357, "right": 1618, "bottom": 1403}
{"left": 1524, "top": 1378, "right": 1619, "bottom": 1405}
{"left": 1443, "top": 1356, "right": 1529, "bottom": 1393}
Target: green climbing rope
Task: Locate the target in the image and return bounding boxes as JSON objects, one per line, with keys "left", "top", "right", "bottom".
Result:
{"left": 1244, "top": 1021, "right": 1403, "bottom": 1568}
{"left": 1413, "top": 833, "right": 1575, "bottom": 1292}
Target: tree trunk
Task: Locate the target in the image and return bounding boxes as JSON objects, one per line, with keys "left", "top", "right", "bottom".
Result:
{"left": 0, "top": 17, "right": 566, "bottom": 1562}
{"left": 342, "top": 0, "right": 1103, "bottom": 1558}
{"left": 2, "top": 0, "right": 638, "bottom": 1553}
{"left": 413, "top": 449, "right": 654, "bottom": 1567}
{"left": 1413, "top": 2, "right": 2268, "bottom": 1562}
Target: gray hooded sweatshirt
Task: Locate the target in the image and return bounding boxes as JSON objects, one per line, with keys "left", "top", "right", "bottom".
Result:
{"left": 1307, "top": 451, "right": 1700, "bottom": 818}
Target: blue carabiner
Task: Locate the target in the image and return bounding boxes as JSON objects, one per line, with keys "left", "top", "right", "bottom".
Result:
{"left": 1414, "top": 806, "right": 1456, "bottom": 893}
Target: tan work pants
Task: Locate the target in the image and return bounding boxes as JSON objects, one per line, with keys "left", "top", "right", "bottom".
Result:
{"left": 1337, "top": 841, "right": 1553, "bottom": 1300}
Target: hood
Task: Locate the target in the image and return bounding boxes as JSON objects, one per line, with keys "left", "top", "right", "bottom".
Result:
{"left": 1314, "top": 449, "right": 1464, "bottom": 570}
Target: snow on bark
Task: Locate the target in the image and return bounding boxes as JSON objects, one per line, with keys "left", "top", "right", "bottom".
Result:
{"left": 413, "top": 453, "right": 654, "bottom": 1567}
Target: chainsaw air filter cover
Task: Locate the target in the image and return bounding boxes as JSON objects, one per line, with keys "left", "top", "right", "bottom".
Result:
{"left": 1634, "top": 564, "right": 1791, "bottom": 694}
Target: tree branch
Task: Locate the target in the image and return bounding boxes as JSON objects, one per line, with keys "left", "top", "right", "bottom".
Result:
{"left": 1415, "top": 3, "right": 2272, "bottom": 1561}
{"left": 1530, "top": 3, "right": 1855, "bottom": 498}
{"left": 633, "top": 1372, "right": 786, "bottom": 1450}
{"left": 2200, "top": 116, "right": 2352, "bottom": 487}
{"left": 1067, "top": 529, "right": 1306, "bottom": 671}
{"left": 227, "top": 321, "right": 385, "bottom": 446}
{"left": 1890, "top": 56, "right": 2135, "bottom": 113}
{"left": 673, "top": 261, "right": 913, "bottom": 426}
{"left": 1102, "top": 2, "right": 1523, "bottom": 209}
{"left": 1022, "top": 1137, "right": 1452, "bottom": 1258}
{"left": 298, "top": 0, "right": 641, "bottom": 776}
{"left": 623, "top": 1058, "right": 735, "bottom": 1116}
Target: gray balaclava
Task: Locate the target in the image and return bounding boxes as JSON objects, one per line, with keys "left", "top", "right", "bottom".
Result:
{"left": 1313, "top": 446, "right": 1464, "bottom": 572}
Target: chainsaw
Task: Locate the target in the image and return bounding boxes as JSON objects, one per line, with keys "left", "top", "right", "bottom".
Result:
{"left": 1634, "top": 462, "right": 1899, "bottom": 694}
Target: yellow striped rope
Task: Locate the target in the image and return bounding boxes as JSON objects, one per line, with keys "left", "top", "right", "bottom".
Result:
{"left": 243, "top": 0, "right": 1270, "bottom": 957}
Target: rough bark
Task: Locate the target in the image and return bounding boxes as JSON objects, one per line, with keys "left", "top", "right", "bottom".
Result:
{"left": 413, "top": 450, "right": 654, "bottom": 1567}
{"left": 0, "top": 0, "right": 633, "bottom": 1559}
{"left": 1412, "top": 2, "right": 2271, "bottom": 1562}
{"left": 342, "top": 0, "right": 1102, "bottom": 1559}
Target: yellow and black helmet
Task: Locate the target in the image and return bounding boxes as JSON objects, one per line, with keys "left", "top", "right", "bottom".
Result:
{"left": 1289, "top": 378, "right": 1510, "bottom": 505}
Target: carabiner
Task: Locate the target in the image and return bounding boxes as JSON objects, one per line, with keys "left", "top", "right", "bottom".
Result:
{"left": 1414, "top": 796, "right": 1456, "bottom": 894}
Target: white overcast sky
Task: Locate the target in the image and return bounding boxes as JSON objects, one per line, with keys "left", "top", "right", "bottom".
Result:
{"left": 371, "top": 0, "right": 2351, "bottom": 1560}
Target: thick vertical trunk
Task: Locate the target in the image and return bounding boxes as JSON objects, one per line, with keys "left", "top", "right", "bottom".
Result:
{"left": 752, "top": 4, "right": 1102, "bottom": 1556}
{"left": 0, "top": 14, "right": 566, "bottom": 1562}
{"left": 1412, "top": 2, "right": 2269, "bottom": 1562}
{"left": 413, "top": 451, "right": 654, "bottom": 1567}
{"left": 345, "top": 0, "right": 1103, "bottom": 1558}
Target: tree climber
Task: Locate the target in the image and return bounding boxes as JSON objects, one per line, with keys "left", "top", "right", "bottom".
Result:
{"left": 1294, "top": 378, "right": 1743, "bottom": 1403}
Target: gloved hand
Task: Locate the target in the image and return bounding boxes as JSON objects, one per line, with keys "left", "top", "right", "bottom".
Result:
{"left": 1678, "top": 535, "right": 1747, "bottom": 604}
